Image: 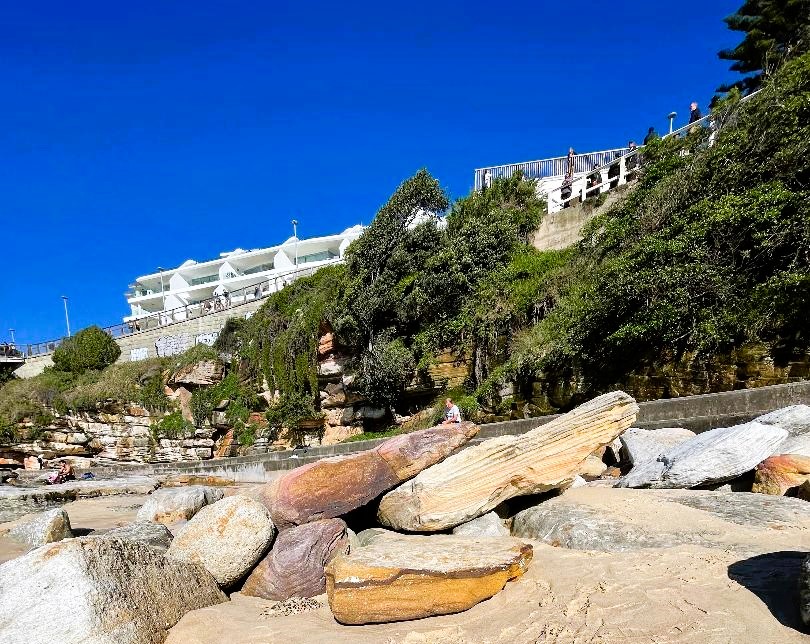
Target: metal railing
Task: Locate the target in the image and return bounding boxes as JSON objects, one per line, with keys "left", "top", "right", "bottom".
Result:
{"left": 19, "top": 262, "right": 335, "bottom": 359}
{"left": 544, "top": 91, "right": 762, "bottom": 213}
{"left": 474, "top": 148, "right": 630, "bottom": 191}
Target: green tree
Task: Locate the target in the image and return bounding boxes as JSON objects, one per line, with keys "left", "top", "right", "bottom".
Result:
{"left": 719, "top": 0, "right": 810, "bottom": 92}
{"left": 52, "top": 326, "right": 121, "bottom": 373}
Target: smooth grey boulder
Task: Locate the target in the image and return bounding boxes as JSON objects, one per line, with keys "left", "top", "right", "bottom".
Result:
{"left": 167, "top": 495, "right": 275, "bottom": 587}
{"left": 97, "top": 522, "right": 174, "bottom": 554}
{"left": 800, "top": 554, "right": 810, "bottom": 627}
{"left": 0, "top": 537, "right": 226, "bottom": 644}
{"left": 616, "top": 421, "right": 787, "bottom": 488}
{"left": 136, "top": 486, "right": 224, "bottom": 524}
{"left": 620, "top": 427, "right": 696, "bottom": 467}
{"left": 756, "top": 405, "right": 810, "bottom": 435}
{"left": 452, "top": 512, "right": 510, "bottom": 537}
{"left": 6, "top": 508, "right": 72, "bottom": 547}
{"left": 512, "top": 487, "right": 810, "bottom": 553}
{"left": 756, "top": 405, "right": 810, "bottom": 457}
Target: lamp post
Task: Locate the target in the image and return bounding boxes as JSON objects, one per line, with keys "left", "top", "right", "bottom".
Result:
{"left": 61, "top": 296, "right": 71, "bottom": 337}
{"left": 667, "top": 111, "right": 677, "bottom": 135}
{"left": 157, "top": 267, "right": 166, "bottom": 317}
{"left": 291, "top": 219, "right": 299, "bottom": 267}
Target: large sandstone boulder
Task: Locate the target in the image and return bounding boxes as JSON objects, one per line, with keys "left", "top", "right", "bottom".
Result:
{"left": 263, "top": 422, "right": 479, "bottom": 529}
{"left": 752, "top": 454, "right": 810, "bottom": 495}
{"left": 136, "top": 485, "right": 225, "bottom": 524}
{"left": 378, "top": 391, "right": 638, "bottom": 531}
{"left": 512, "top": 487, "right": 810, "bottom": 552}
{"left": 97, "top": 521, "right": 174, "bottom": 554}
{"left": 242, "top": 518, "right": 349, "bottom": 600}
{"left": 167, "top": 496, "right": 275, "bottom": 588}
{"left": 452, "top": 512, "right": 510, "bottom": 538}
{"left": 0, "top": 537, "right": 226, "bottom": 644}
{"left": 170, "top": 360, "right": 225, "bottom": 386}
{"left": 326, "top": 533, "right": 532, "bottom": 624}
{"left": 617, "top": 421, "right": 787, "bottom": 489}
{"left": 4, "top": 508, "right": 72, "bottom": 547}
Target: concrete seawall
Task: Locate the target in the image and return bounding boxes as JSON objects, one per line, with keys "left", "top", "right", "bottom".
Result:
{"left": 138, "top": 380, "right": 810, "bottom": 482}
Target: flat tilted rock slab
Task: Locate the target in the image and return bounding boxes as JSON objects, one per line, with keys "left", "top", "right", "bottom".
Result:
{"left": 378, "top": 391, "right": 638, "bottom": 531}
{"left": 512, "top": 487, "right": 810, "bottom": 553}
{"left": 0, "top": 476, "right": 159, "bottom": 503}
{"left": 617, "top": 421, "right": 788, "bottom": 489}
{"left": 326, "top": 533, "right": 532, "bottom": 624}
{"left": 264, "top": 422, "right": 479, "bottom": 529}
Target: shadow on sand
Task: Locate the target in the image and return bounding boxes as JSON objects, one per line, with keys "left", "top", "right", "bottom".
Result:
{"left": 727, "top": 550, "right": 808, "bottom": 634}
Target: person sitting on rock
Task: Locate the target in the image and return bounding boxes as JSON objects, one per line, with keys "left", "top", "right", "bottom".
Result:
{"left": 53, "top": 460, "right": 75, "bottom": 484}
{"left": 441, "top": 398, "right": 462, "bottom": 425}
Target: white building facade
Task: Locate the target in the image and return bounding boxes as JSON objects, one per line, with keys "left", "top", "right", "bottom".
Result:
{"left": 124, "top": 225, "right": 364, "bottom": 325}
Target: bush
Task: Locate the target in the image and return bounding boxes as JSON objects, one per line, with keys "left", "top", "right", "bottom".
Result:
{"left": 152, "top": 410, "right": 194, "bottom": 440}
{"left": 53, "top": 326, "right": 121, "bottom": 373}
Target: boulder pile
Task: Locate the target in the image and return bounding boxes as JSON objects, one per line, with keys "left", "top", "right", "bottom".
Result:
{"left": 4, "top": 395, "right": 810, "bottom": 636}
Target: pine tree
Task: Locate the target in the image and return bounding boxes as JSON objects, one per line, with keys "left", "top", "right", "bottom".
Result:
{"left": 718, "top": 0, "right": 810, "bottom": 92}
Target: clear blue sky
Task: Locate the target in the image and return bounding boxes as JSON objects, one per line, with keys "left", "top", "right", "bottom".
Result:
{"left": 2, "top": 0, "right": 743, "bottom": 345}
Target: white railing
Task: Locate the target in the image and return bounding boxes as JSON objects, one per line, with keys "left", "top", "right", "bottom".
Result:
{"left": 473, "top": 148, "right": 630, "bottom": 191}
{"left": 19, "top": 262, "right": 334, "bottom": 359}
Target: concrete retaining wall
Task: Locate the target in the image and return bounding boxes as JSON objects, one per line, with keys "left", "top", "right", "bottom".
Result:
{"left": 144, "top": 380, "right": 810, "bottom": 482}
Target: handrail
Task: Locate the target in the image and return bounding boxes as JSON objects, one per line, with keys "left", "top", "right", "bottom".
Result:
{"left": 473, "top": 148, "right": 630, "bottom": 191}
{"left": 19, "top": 261, "right": 339, "bottom": 359}
{"left": 544, "top": 90, "right": 762, "bottom": 212}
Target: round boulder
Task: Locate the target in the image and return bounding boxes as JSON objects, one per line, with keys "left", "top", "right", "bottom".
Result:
{"left": 167, "top": 495, "right": 275, "bottom": 588}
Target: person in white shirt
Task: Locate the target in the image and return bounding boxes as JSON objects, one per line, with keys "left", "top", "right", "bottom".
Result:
{"left": 442, "top": 397, "right": 462, "bottom": 424}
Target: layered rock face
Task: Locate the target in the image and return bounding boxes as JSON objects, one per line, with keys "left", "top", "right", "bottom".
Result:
{"left": 325, "top": 533, "right": 533, "bottom": 624}
{"left": 263, "top": 422, "right": 479, "bottom": 529}
{"left": 167, "top": 496, "right": 276, "bottom": 587}
{"left": 242, "top": 518, "right": 348, "bottom": 600}
{"left": 0, "top": 537, "right": 226, "bottom": 644}
{"left": 378, "top": 391, "right": 638, "bottom": 531}
{"left": 96, "top": 521, "right": 174, "bottom": 554}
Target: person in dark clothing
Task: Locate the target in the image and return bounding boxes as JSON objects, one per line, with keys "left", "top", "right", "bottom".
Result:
{"left": 625, "top": 141, "right": 639, "bottom": 180}
{"left": 688, "top": 102, "right": 702, "bottom": 124}
{"left": 643, "top": 127, "right": 657, "bottom": 145}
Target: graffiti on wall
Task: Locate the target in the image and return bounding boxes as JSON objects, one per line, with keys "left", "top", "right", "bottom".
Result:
{"left": 155, "top": 333, "right": 193, "bottom": 357}
{"left": 130, "top": 347, "right": 149, "bottom": 361}
{"left": 195, "top": 331, "right": 219, "bottom": 347}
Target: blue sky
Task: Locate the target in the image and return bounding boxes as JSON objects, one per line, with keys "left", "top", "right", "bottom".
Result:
{"left": 2, "top": 0, "right": 744, "bottom": 345}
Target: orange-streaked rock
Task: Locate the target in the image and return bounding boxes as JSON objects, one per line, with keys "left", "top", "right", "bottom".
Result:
{"left": 378, "top": 391, "right": 638, "bottom": 531}
{"left": 262, "top": 422, "right": 479, "bottom": 529}
{"left": 325, "top": 533, "right": 532, "bottom": 624}
{"left": 752, "top": 454, "right": 810, "bottom": 495}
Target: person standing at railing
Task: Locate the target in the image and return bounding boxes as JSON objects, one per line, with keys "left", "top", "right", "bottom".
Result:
{"left": 643, "top": 126, "right": 658, "bottom": 145}
{"left": 482, "top": 169, "right": 492, "bottom": 190}
{"left": 585, "top": 163, "right": 601, "bottom": 200}
{"left": 560, "top": 148, "right": 576, "bottom": 207}
{"left": 625, "top": 141, "right": 639, "bottom": 181}
{"left": 688, "top": 101, "right": 703, "bottom": 135}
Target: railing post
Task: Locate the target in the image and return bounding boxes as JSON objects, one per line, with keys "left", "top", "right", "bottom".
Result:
{"left": 619, "top": 154, "right": 627, "bottom": 186}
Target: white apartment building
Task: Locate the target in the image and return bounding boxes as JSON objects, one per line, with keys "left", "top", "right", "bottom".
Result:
{"left": 124, "top": 225, "right": 364, "bottom": 324}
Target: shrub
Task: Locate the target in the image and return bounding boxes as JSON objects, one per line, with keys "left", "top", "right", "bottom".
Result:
{"left": 53, "top": 326, "right": 121, "bottom": 373}
{"left": 152, "top": 410, "right": 194, "bottom": 440}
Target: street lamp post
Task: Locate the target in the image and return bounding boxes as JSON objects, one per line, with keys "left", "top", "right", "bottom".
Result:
{"left": 667, "top": 111, "right": 677, "bottom": 135}
{"left": 61, "top": 296, "right": 71, "bottom": 337}
{"left": 157, "top": 267, "right": 166, "bottom": 322}
{"left": 291, "top": 219, "right": 299, "bottom": 267}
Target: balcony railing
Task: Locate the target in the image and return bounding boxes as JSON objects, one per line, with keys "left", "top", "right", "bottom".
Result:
{"left": 19, "top": 262, "right": 333, "bottom": 359}
{"left": 474, "top": 148, "right": 630, "bottom": 191}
